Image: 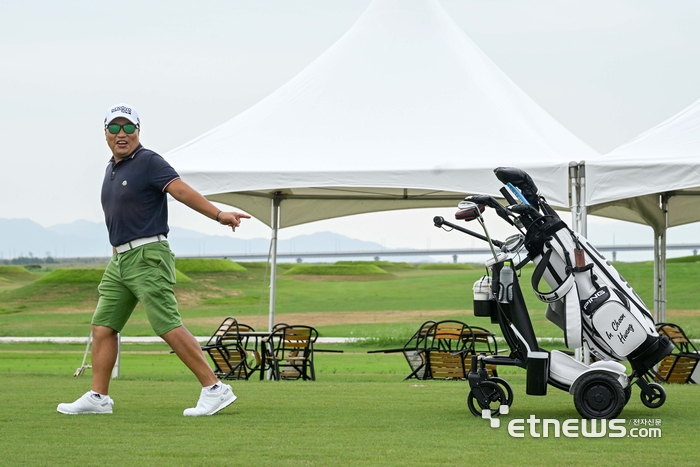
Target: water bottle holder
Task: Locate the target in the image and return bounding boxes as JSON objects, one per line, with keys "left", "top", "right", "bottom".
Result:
{"left": 474, "top": 299, "right": 496, "bottom": 317}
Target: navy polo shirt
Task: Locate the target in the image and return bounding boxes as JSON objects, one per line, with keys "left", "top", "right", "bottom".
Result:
{"left": 101, "top": 145, "right": 180, "bottom": 246}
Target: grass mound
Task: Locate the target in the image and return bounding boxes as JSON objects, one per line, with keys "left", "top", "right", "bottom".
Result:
{"left": 174, "top": 258, "right": 247, "bottom": 273}
{"left": 237, "top": 261, "right": 268, "bottom": 269}
{"left": 668, "top": 255, "right": 700, "bottom": 263}
{"left": 284, "top": 264, "right": 388, "bottom": 275}
{"left": 32, "top": 267, "right": 192, "bottom": 284}
{"left": 175, "top": 270, "right": 193, "bottom": 283}
{"left": 335, "top": 261, "right": 413, "bottom": 269}
{"left": 35, "top": 268, "right": 105, "bottom": 285}
{"left": 417, "top": 263, "right": 476, "bottom": 270}
{"left": 1, "top": 268, "right": 105, "bottom": 311}
{"left": 0, "top": 266, "right": 31, "bottom": 275}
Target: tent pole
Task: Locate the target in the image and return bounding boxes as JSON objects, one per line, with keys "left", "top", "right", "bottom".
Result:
{"left": 660, "top": 194, "right": 669, "bottom": 323}
{"left": 578, "top": 162, "right": 587, "bottom": 237}
{"left": 569, "top": 162, "right": 579, "bottom": 233}
{"left": 653, "top": 226, "right": 660, "bottom": 322}
{"left": 579, "top": 163, "right": 589, "bottom": 364}
{"left": 569, "top": 162, "right": 587, "bottom": 363}
{"left": 268, "top": 194, "right": 281, "bottom": 332}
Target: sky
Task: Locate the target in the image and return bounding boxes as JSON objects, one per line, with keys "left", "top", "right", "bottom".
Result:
{"left": 1, "top": 0, "right": 700, "bottom": 260}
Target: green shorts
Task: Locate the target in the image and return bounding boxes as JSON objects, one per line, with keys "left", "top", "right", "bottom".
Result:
{"left": 92, "top": 241, "right": 182, "bottom": 336}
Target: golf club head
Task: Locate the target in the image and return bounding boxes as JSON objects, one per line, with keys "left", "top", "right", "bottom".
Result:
{"left": 73, "top": 365, "right": 91, "bottom": 377}
{"left": 455, "top": 200, "right": 485, "bottom": 222}
{"left": 494, "top": 167, "right": 540, "bottom": 209}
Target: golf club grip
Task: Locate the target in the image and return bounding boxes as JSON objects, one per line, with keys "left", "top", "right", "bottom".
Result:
{"left": 506, "top": 182, "right": 530, "bottom": 205}
{"left": 436, "top": 218, "right": 503, "bottom": 248}
{"left": 500, "top": 187, "right": 518, "bottom": 206}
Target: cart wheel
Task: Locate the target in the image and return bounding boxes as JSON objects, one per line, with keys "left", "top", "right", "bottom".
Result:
{"left": 573, "top": 372, "right": 626, "bottom": 419}
{"left": 490, "top": 377, "right": 514, "bottom": 406}
{"left": 640, "top": 383, "right": 666, "bottom": 409}
{"left": 467, "top": 381, "right": 507, "bottom": 417}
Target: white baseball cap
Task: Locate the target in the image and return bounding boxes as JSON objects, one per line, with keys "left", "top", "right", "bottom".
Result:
{"left": 104, "top": 103, "right": 140, "bottom": 126}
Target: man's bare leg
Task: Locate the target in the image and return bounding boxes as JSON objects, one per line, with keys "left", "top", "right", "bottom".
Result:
{"left": 91, "top": 325, "right": 119, "bottom": 395}
{"left": 161, "top": 326, "right": 217, "bottom": 387}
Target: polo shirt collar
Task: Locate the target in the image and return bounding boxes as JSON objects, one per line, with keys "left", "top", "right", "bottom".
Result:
{"left": 109, "top": 144, "right": 144, "bottom": 165}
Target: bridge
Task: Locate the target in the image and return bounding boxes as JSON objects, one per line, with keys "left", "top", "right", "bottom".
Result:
{"left": 181, "top": 243, "right": 700, "bottom": 261}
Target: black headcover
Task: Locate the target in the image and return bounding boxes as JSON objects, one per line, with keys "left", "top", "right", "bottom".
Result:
{"left": 494, "top": 167, "right": 540, "bottom": 209}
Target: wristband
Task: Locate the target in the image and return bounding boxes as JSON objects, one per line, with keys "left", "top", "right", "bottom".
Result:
{"left": 215, "top": 211, "right": 222, "bottom": 223}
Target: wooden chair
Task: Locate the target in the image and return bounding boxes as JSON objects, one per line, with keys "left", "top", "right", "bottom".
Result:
{"left": 657, "top": 323, "right": 699, "bottom": 354}
{"left": 365, "top": 320, "right": 434, "bottom": 380}
{"left": 263, "top": 325, "right": 318, "bottom": 380}
{"left": 423, "top": 320, "right": 473, "bottom": 380}
{"left": 202, "top": 316, "right": 237, "bottom": 348}
{"left": 426, "top": 350, "right": 468, "bottom": 379}
{"left": 201, "top": 317, "right": 261, "bottom": 380}
{"left": 653, "top": 354, "right": 698, "bottom": 384}
{"left": 368, "top": 320, "right": 498, "bottom": 380}
{"left": 653, "top": 323, "right": 699, "bottom": 384}
{"left": 207, "top": 345, "right": 254, "bottom": 380}
{"left": 422, "top": 321, "right": 501, "bottom": 379}
{"left": 401, "top": 320, "right": 436, "bottom": 380}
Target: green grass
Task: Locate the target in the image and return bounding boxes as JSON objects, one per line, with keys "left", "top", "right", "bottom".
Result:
{"left": 0, "top": 269, "right": 103, "bottom": 316}
{"left": 284, "top": 264, "right": 389, "bottom": 275}
{"left": 174, "top": 269, "right": 193, "bottom": 283}
{"left": 1, "top": 261, "right": 699, "bottom": 338}
{"left": 174, "top": 258, "right": 247, "bottom": 273}
{"left": 1, "top": 259, "right": 698, "bottom": 465}
{"left": 34, "top": 268, "right": 105, "bottom": 284}
{"left": 0, "top": 346, "right": 698, "bottom": 466}
{"left": 236, "top": 261, "right": 269, "bottom": 269}
{"left": 417, "top": 263, "right": 476, "bottom": 270}
{"left": 0, "top": 265, "right": 31, "bottom": 274}
{"left": 0, "top": 266, "right": 41, "bottom": 292}
{"left": 667, "top": 254, "right": 700, "bottom": 263}
{"left": 335, "top": 260, "right": 414, "bottom": 269}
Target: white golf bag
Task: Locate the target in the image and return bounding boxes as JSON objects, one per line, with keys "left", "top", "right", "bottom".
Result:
{"left": 524, "top": 207, "right": 673, "bottom": 375}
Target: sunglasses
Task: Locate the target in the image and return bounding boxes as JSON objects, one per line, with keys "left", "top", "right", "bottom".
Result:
{"left": 106, "top": 123, "right": 139, "bottom": 135}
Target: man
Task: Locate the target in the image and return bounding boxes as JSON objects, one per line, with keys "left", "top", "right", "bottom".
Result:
{"left": 57, "top": 103, "right": 250, "bottom": 416}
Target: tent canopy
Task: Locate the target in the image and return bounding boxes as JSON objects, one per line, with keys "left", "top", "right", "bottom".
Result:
{"left": 585, "top": 98, "right": 700, "bottom": 231}
{"left": 583, "top": 97, "right": 700, "bottom": 322}
{"left": 166, "top": 0, "right": 598, "bottom": 228}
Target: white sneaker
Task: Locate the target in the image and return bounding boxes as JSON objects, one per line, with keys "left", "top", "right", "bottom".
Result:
{"left": 57, "top": 392, "right": 114, "bottom": 415}
{"left": 183, "top": 383, "right": 236, "bottom": 416}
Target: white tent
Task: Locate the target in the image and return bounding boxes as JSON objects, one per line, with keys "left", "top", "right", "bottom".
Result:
{"left": 166, "top": 0, "right": 599, "bottom": 329}
{"left": 583, "top": 98, "right": 700, "bottom": 322}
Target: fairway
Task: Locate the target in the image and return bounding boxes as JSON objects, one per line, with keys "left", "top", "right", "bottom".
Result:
{"left": 1, "top": 260, "right": 699, "bottom": 466}
{"left": 1, "top": 345, "right": 699, "bottom": 467}
{"left": 1, "top": 260, "right": 700, "bottom": 339}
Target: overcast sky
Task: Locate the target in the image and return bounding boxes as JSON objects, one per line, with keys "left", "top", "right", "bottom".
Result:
{"left": 1, "top": 0, "right": 699, "bottom": 254}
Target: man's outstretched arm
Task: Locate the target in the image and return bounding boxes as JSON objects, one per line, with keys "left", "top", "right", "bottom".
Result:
{"left": 165, "top": 179, "right": 251, "bottom": 232}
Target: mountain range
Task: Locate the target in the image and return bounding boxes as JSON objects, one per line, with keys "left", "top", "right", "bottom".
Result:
{"left": 0, "top": 218, "right": 416, "bottom": 261}
{"left": 1, "top": 217, "right": 698, "bottom": 263}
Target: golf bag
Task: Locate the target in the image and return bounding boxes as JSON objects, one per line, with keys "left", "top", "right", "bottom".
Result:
{"left": 496, "top": 168, "right": 674, "bottom": 375}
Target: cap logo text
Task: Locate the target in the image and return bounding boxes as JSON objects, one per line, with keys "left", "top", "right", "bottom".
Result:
{"left": 111, "top": 106, "right": 132, "bottom": 115}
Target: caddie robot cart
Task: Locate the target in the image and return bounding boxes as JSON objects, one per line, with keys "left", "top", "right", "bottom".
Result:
{"left": 433, "top": 168, "right": 674, "bottom": 419}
